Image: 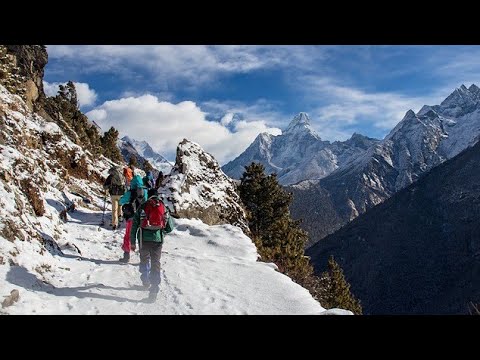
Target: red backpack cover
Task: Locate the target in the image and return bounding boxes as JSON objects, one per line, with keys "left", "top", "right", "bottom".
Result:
{"left": 141, "top": 197, "right": 167, "bottom": 230}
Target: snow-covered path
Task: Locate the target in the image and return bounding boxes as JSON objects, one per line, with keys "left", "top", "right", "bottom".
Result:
{"left": 1, "top": 207, "right": 340, "bottom": 315}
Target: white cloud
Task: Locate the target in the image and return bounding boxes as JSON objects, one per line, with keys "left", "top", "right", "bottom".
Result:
{"left": 86, "top": 95, "right": 281, "bottom": 164}
{"left": 43, "top": 81, "right": 60, "bottom": 97}
{"left": 86, "top": 108, "right": 107, "bottom": 122}
{"left": 120, "top": 89, "right": 174, "bottom": 102}
{"left": 43, "top": 45, "right": 480, "bottom": 149}
{"left": 46, "top": 45, "right": 328, "bottom": 89}
{"left": 43, "top": 81, "right": 98, "bottom": 107}
{"left": 220, "top": 113, "right": 234, "bottom": 126}
{"left": 295, "top": 76, "right": 439, "bottom": 140}
{"left": 73, "top": 82, "right": 98, "bottom": 107}
{"left": 202, "top": 98, "right": 288, "bottom": 130}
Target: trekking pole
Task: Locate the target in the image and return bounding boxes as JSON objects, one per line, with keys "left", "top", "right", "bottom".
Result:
{"left": 100, "top": 191, "right": 107, "bottom": 226}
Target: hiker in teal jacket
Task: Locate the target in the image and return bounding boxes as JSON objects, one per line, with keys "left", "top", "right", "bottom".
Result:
{"left": 119, "top": 175, "right": 148, "bottom": 207}
{"left": 117, "top": 174, "right": 148, "bottom": 263}
{"left": 131, "top": 188, "right": 174, "bottom": 301}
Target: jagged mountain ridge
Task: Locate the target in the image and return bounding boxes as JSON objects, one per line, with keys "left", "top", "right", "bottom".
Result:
{"left": 161, "top": 139, "right": 249, "bottom": 234}
{"left": 222, "top": 112, "right": 379, "bottom": 185}
{"left": 118, "top": 136, "right": 173, "bottom": 174}
{"left": 290, "top": 84, "right": 480, "bottom": 247}
{"left": 306, "top": 140, "right": 480, "bottom": 314}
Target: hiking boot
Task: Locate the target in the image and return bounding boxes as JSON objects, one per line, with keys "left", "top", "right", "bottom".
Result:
{"left": 148, "top": 289, "right": 158, "bottom": 302}
{"left": 112, "top": 224, "right": 117, "bottom": 230}
{"left": 118, "top": 252, "right": 130, "bottom": 263}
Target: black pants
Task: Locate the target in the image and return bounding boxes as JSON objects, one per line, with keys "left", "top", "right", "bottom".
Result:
{"left": 139, "top": 242, "right": 163, "bottom": 290}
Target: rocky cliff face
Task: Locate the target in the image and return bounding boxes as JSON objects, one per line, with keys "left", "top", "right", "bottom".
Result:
{"left": 3, "top": 45, "right": 48, "bottom": 111}
{"left": 161, "top": 139, "right": 249, "bottom": 234}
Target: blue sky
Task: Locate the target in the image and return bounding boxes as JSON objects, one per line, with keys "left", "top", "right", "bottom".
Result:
{"left": 43, "top": 45, "right": 480, "bottom": 164}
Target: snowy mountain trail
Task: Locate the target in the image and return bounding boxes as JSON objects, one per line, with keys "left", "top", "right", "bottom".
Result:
{"left": 1, "top": 205, "right": 344, "bottom": 315}
{"left": 0, "top": 65, "right": 350, "bottom": 315}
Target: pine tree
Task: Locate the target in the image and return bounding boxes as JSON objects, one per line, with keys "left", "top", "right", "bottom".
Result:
{"left": 239, "top": 162, "right": 363, "bottom": 314}
{"left": 44, "top": 81, "right": 102, "bottom": 156}
{"left": 238, "top": 162, "right": 266, "bottom": 237}
{"left": 238, "top": 163, "right": 292, "bottom": 241}
{"left": 101, "top": 127, "right": 123, "bottom": 163}
{"left": 239, "top": 164, "right": 313, "bottom": 283}
{"left": 318, "top": 256, "right": 363, "bottom": 315}
{"left": 65, "top": 81, "right": 78, "bottom": 107}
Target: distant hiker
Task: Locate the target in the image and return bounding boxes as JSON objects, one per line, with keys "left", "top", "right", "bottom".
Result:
{"left": 143, "top": 170, "right": 155, "bottom": 190}
{"left": 131, "top": 188, "right": 174, "bottom": 302}
{"left": 155, "top": 171, "right": 164, "bottom": 189}
{"left": 123, "top": 166, "right": 134, "bottom": 188}
{"left": 103, "top": 166, "right": 126, "bottom": 230}
{"left": 118, "top": 174, "right": 148, "bottom": 263}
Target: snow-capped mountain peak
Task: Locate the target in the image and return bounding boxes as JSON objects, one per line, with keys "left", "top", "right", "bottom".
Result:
{"left": 119, "top": 136, "right": 172, "bottom": 173}
{"left": 344, "top": 132, "right": 378, "bottom": 149}
{"left": 121, "top": 136, "right": 156, "bottom": 157}
{"left": 284, "top": 112, "right": 319, "bottom": 138}
{"left": 438, "top": 84, "right": 480, "bottom": 117}
{"left": 287, "top": 112, "right": 311, "bottom": 129}
{"left": 405, "top": 109, "right": 416, "bottom": 118}
{"left": 417, "top": 105, "right": 435, "bottom": 117}
{"left": 469, "top": 83, "right": 480, "bottom": 95}
{"left": 384, "top": 109, "right": 419, "bottom": 141}
{"left": 223, "top": 112, "right": 378, "bottom": 185}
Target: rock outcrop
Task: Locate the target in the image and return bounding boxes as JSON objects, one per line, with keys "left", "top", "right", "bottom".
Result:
{"left": 161, "top": 139, "right": 249, "bottom": 234}
{"left": 3, "top": 45, "right": 48, "bottom": 110}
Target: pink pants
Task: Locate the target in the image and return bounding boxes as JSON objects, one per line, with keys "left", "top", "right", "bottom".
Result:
{"left": 122, "top": 219, "right": 133, "bottom": 253}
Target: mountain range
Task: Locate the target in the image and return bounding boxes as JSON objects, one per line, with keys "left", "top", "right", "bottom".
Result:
{"left": 289, "top": 84, "right": 480, "bottom": 246}
{"left": 222, "top": 112, "right": 379, "bottom": 185}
